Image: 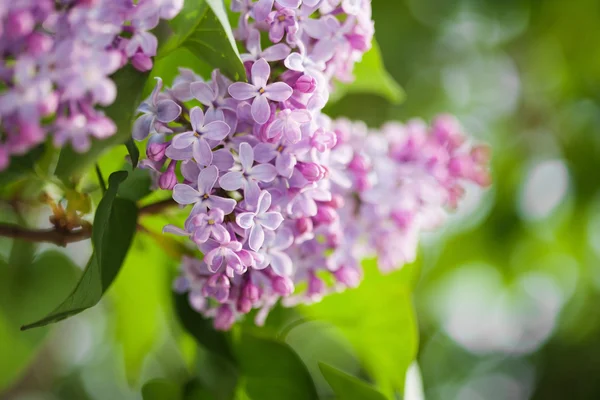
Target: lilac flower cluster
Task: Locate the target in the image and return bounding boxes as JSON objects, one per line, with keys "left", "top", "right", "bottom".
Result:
{"left": 0, "top": 0, "right": 182, "bottom": 169}
{"left": 132, "top": 0, "right": 489, "bottom": 330}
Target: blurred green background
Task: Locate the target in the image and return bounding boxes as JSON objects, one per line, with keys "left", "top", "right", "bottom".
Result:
{"left": 2, "top": 0, "right": 600, "bottom": 399}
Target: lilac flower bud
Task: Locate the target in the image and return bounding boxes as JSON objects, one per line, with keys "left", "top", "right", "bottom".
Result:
{"left": 307, "top": 273, "right": 326, "bottom": 299}
{"left": 147, "top": 141, "right": 169, "bottom": 162}
{"left": 214, "top": 305, "right": 235, "bottom": 331}
{"left": 334, "top": 266, "right": 361, "bottom": 288}
{"left": 242, "top": 281, "right": 261, "bottom": 303}
{"left": 6, "top": 10, "right": 35, "bottom": 38}
{"left": 202, "top": 274, "right": 231, "bottom": 303}
{"left": 310, "top": 128, "right": 337, "bottom": 152}
{"left": 348, "top": 153, "right": 371, "bottom": 173}
{"left": 297, "top": 162, "right": 326, "bottom": 182}
{"left": 355, "top": 174, "right": 371, "bottom": 192}
{"left": 27, "top": 33, "right": 53, "bottom": 56}
{"left": 131, "top": 53, "right": 154, "bottom": 72}
{"left": 314, "top": 206, "right": 337, "bottom": 225}
{"left": 294, "top": 75, "right": 317, "bottom": 94}
{"left": 272, "top": 275, "right": 295, "bottom": 296}
{"left": 326, "top": 231, "right": 342, "bottom": 248}
{"left": 324, "top": 194, "right": 344, "bottom": 209}
{"left": 39, "top": 92, "right": 59, "bottom": 117}
{"left": 295, "top": 217, "right": 313, "bottom": 235}
{"left": 391, "top": 209, "right": 413, "bottom": 230}
{"left": 159, "top": 161, "right": 177, "bottom": 190}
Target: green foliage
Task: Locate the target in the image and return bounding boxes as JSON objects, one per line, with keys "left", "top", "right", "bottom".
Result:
{"left": 125, "top": 138, "right": 140, "bottom": 169}
{"left": 142, "top": 378, "right": 183, "bottom": 400}
{"left": 0, "top": 251, "right": 79, "bottom": 390}
{"left": 111, "top": 236, "right": 174, "bottom": 383}
{"left": 0, "top": 144, "right": 45, "bottom": 186}
{"left": 301, "top": 260, "right": 419, "bottom": 397}
{"left": 318, "top": 362, "right": 387, "bottom": 400}
{"left": 233, "top": 332, "right": 319, "bottom": 400}
{"left": 22, "top": 171, "right": 138, "bottom": 330}
{"left": 330, "top": 41, "right": 404, "bottom": 105}
{"left": 156, "top": 0, "right": 245, "bottom": 81}
{"left": 54, "top": 66, "right": 149, "bottom": 183}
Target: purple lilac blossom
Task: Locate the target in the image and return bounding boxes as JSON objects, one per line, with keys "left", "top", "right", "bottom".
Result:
{"left": 0, "top": 0, "right": 183, "bottom": 170}
{"left": 133, "top": 0, "right": 491, "bottom": 331}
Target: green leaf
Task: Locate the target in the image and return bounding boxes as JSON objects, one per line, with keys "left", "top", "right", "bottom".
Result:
{"left": 54, "top": 66, "right": 149, "bottom": 182}
{"left": 174, "top": 293, "right": 235, "bottom": 363}
{"left": 117, "top": 165, "right": 153, "bottom": 202}
{"left": 0, "top": 144, "right": 45, "bottom": 186}
{"left": 318, "top": 362, "right": 387, "bottom": 400}
{"left": 301, "top": 260, "right": 419, "bottom": 396}
{"left": 21, "top": 171, "right": 138, "bottom": 330}
{"left": 234, "top": 332, "right": 319, "bottom": 400}
{"left": 156, "top": 0, "right": 246, "bottom": 81}
{"left": 92, "top": 171, "right": 138, "bottom": 287}
{"left": 330, "top": 41, "right": 404, "bottom": 105}
{"left": 125, "top": 138, "right": 140, "bottom": 169}
{"left": 0, "top": 251, "right": 79, "bottom": 390}
{"left": 112, "top": 235, "right": 174, "bottom": 383}
{"left": 142, "top": 378, "right": 183, "bottom": 400}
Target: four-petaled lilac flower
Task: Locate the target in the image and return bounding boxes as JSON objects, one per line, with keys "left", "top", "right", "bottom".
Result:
{"left": 267, "top": 109, "right": 311, "bottom": 144}
{"left": 253, "top": 0, "right": 301, "bottom": 21}
{"left": 241, "top": 29, "right": 291, "bottom": 63}
{"left": 219, "top": 142, "right": 277, "bottom": 194}
{"left": 201, "top": 239, "right": 247, "bottom": 275}
{"left": 171, "top": 106, "right": 230, "bottom": 162}
{"left": 172, "top": 165, "right": 237, "bottom": 215}
{"left": 189, "top": 70, "right": 238, "bottom": 127}
{"left": 236, "top": 191, "right": 284, "bottom": 251}
{"left": 228, "top": 58, "right": 293, "bottom": 124}
{"left": 255, "top": 228, "right": 294, "bottom": 276}
{"left": 190, "top": 208, "right": 230, "bottom": 244}
{"left": 133, "top": 78, "right": 182, "bottom": 140}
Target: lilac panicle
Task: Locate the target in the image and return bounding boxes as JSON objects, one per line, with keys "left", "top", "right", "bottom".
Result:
{"left": 0, "top": 0, "right": 183, "bottom": 170}
{"left": 132, "top": 0, "right": 491, "bottom": 331}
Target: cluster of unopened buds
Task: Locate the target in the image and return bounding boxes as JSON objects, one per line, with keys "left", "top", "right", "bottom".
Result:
{"left": 132, "top": 0, "right": 491, "bottom": 330}
{"left": 0, "top": 0, "right": 183, "bottom": 169}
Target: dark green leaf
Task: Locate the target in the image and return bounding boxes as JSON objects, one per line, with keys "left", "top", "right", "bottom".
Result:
{"left": 125, "top": 138, "right": 140, "bottom": 169}
{"left": 156, "top": 0, "right": 245, "bottom": 81}
{"left": 174, "top": 293, "right": 235, "bottom": 362}
{"left": 142, "top": 378, "right": 183, "bottom": 400}
{"left": 0, "top": 144, "right": 45, "bottom": 186}
{"left": 54, "top": 66, "right": 149, "bottom": 182}
{"left": 234, "top": 332, "right": 318, "bottom": 400}
{"left": 318, "top": 362, "right": 387, "bottom": 400}
{"left": 21, "top": 171, "right": 138, "bottom": 330}
{"left": 330, "top": 41, "right": 404, "bottom": 105}
{"left": 117, "top": 165, "right": 153, "bottom": 202}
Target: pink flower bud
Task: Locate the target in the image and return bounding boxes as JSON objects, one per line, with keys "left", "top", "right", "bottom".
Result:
{"left": 314, "top": 206, "right": 337, "bottom": 225}
{"left": 334, "top": 266, "right": 362, "bottom": 288}
{"left": 348, "top": 153, "right": 371, "bottom": 173}
{"left": 214, "top": 305, "right": 235, "bottom": 331}
{"left": 147, "top": 141, "right": 168, "bottom": 161}
{"left": 202, "top": 274, "right": 230, "bottom": 303}
{"left": 272, "top": 276, "right": 295, "bottom": 296}
{"left": 295, "top": 217, "right": 313, "bottom": 235}
{"left": 294, "top": 75, "right": 317, "bottom": 94}
{"left": 27, "top": 33, "right": 53, "bottom": 56}
{"left": 131, "top": 53, "right": 153, "bottom": 72}
{"left": 297, "top": 162, "right": 326, "bottom": 182}
{"left": 6, "top": 10, "right": 34, "bottom": 38}
{"left": 159, "top": 161, "right": 177, "bottom": 190}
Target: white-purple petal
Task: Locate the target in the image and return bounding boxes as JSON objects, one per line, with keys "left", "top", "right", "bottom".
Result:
{"left": 251, "top": 58, "right": 270, "bottom": 89}
{"left": 251, "top": 95, "right": 271, "bottom": 125}
{"left": 207, "top": 195, "right": 237, "bottom": 214}
{"left": 156, "top": 99, "right": 182, "bottom": 123}
{"left": 219, "top": 171, "right": 245, "bottom": 191}
{"left": 132, "top": 113, "right": 154, "bottom": 141}
{"left": 248, "top": 223, "right": 265, "bottom": 251}
{"left": 264, "top": 82, "right": 293, "bottom": 102}
{"left": 258, "top": 211, "right": 283, "bottom": 230}
{"left": 229, "top": 82, "right": 258, "bottom": 100}
{"left": 197, "top": 165, "right": 218, "bottom": 195}
{"left": 172, "top": 184, "right": 201, "bottom": 204}
{"left": 238, "top": 142, "right": 254, "bottom": 172}
{"left": 201, "top": 121, "right": 230, "bottom": 141}
{"left": 172, "top": 131, "right": 196, "bottom": 149}
{"left": 189, "top": 106, "right": 205, "bottom": 132}
{"left": 190, "top": 81, "right": 215, "bottom": 105}
{"left": 249, "top": 164, "right": 277, "bottom": 183}
{"left": 236, "top": 212, "right": 255, "bottom": 230}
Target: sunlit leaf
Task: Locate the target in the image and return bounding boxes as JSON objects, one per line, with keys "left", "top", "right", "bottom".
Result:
{"left": 54, "top": 66, "right": 149, "bottom": 182}
{"left": 142, "top": 378, "right": 183, "bottom": 400}
{"left": 319, "top": 362, "right": 387, "bottom": 400}
{"left": 111, "top": 235, "right": 174, "bottom": 383}
{"left": 301, "top": 260, "right": 419, "bottom": 396}
{"left": 0, "top": 251, "right": 79, "bottom": 390}
{"left": 330, "top": 41, "right": 404, "bottom": 105}
{"left": 155, "top": 0, "right": 245, "bottom": 81}
{"left": 22, "top": 171, "right": 138, "bottom": 330}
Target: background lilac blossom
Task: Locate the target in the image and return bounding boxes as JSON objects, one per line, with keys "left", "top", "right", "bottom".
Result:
{"left": 132, "top": 0, "right": 490, "bottom": 330}
{"left": 0, "top": 0, "right": 183, "bottom": 170}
